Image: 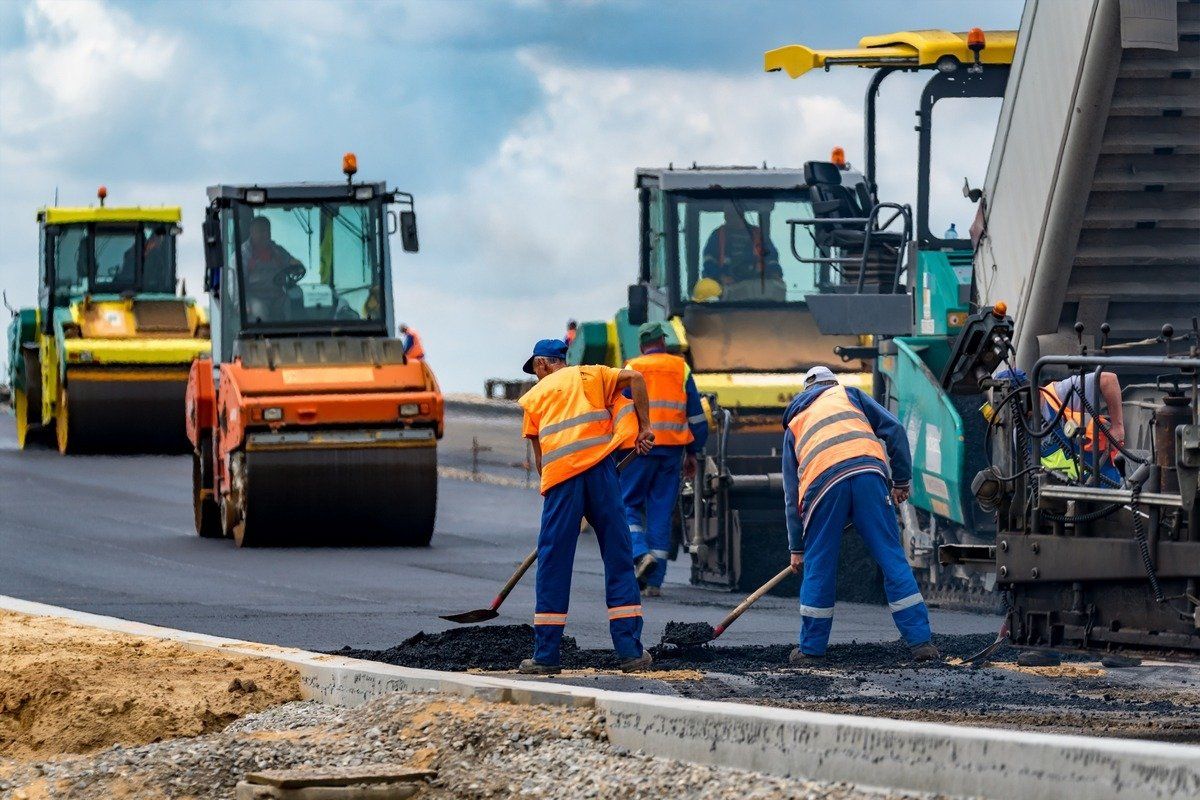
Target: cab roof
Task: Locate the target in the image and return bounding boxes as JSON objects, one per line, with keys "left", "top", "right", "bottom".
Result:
{"left": 765, "top": 29, "right": 1018, "bottom": 79}
{"left": 206, "top": 181, "right": 388, "bottom": 203}
{"left": 38, "top": 206, "right": 181, "bottom": 225}
{"left": 636, "top": 166, "right": 807, "bottom": 191}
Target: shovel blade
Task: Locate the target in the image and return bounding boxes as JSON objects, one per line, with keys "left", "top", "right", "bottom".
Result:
{"left": 439, "top": 609, "right": 500, "bottom": 624}
{"left": 659, "top": 620, "right": 716, "bottom": 648}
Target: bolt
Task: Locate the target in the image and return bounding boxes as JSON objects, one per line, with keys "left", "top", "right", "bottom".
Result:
{"left": 1031, "top": 567, "right": 1040, "bottom": 579}
{"left": 1031, "top": 542, "right": 1040, "bottom": 554}
{"left": 1000, "top": 566, "right": 1008, "bottom": 578}
{"left": 1000, "top": 540, "right": 1008, "bottom": 552}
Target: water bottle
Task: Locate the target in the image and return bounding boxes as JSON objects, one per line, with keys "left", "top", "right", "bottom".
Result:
{"left": 944, "top": 223, "right": 958, "bottom": 239}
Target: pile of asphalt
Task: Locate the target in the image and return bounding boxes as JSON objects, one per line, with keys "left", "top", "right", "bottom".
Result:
{"left": 334, "top": 625, "right": 1001, "bottom": 674}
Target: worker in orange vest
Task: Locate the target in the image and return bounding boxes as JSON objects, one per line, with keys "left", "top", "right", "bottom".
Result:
{"left": 619, "top": 322, "right": 709, "bottom": 596}
{"left": 399, "top": 323, "right": 425, "bottom": 359}
{"left": 517, "top": 338, "right": 656, "bottom": 674}
{"left": 783, "top": 366, "right": 937, "bottom": 663}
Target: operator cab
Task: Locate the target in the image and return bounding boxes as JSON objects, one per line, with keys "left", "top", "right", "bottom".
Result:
{"left": 202, "top": 173, "right": 418, "bottom": 366}
{"left": 39, "top": 213, "right": 179, "bottom": 311}
{"left": 628, "top": 165, "right": 868, "bottom": 376}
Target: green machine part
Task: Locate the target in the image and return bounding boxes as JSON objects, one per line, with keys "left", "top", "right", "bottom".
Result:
{"left": 6, "top": 309, "right": 38, "bottom": 391}
{"left": 880, "top": 249, "right": 990, "bottom": 529}
{"left": 568, "top": 308, "right": 682, "bottom": 368}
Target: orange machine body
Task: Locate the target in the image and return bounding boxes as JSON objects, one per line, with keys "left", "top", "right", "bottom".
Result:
{"left": 187, "top": 355, "right": 444, "bottom": 494}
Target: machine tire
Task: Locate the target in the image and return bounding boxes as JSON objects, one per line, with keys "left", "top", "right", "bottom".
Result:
{"left": 193, "top": 439, "right": 222, "bottom": 538}
{"left": 13, "top": 388, "right": 34, "bottom": 449}
{"left": 55, "top": 384, "right": 79, "bottom": 455}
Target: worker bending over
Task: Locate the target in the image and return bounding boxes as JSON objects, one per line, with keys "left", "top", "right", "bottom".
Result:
{"left": 517, "top": 338, "right": 656, "bottom": 674}
{"left": 783, "top": 366, "right": 937, "bottom": 662}
{"left": 619, "top": 322, "right": 708, "bottom": 596}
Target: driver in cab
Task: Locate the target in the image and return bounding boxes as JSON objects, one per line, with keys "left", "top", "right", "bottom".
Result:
{"left": 700, "top": 207, "right": 785, "bottom": 302}
{"left": 242, "top": 216, "right": 303, "bottom": 293}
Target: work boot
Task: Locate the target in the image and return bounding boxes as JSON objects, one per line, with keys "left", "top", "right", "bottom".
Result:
{"left": 618, "top": 652, "right": 653, "bottom": 673}
{"left": 910, "top": 641, "right": 941, "bottom": 662}
{"left": 788, "top": 647, "right": 823, "bottom": 665}
{"left": 634, "top": 553, "right": 657, "bottom": 580}
{"left": 518, "top": 659, "right": 561, "bottom": 675}
{"left": 644, "top": 586, "right": 662, "bottom": 598}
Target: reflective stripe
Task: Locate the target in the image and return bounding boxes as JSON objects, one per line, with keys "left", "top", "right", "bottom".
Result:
{"left": 534, "top": 612, "right": 568, "bottom": 626}
{"left": 629, "top": 525, "right": 645, "bottom": 533}
{"left": 794, "top": 410, "right": 863, "bottom": 459}
{"left": 797, "top": 430, "right": 880, "bottom": 476}
{"left": 649, "top": 400, "right": 687, "bottom": 411}
{"left": 800, "top": 604, "right": 834, "bottom": 618}
{"left": 540, "top": 409, "right": 611, "bottom": 438}
{"left": 687, "top": 413, "right": 707, "bottom": 424}
{"left": 542, "top": 434, "right": 614, "bottom": 466}
{"left": 651, "top": 421, "right": 689, "bottom": 432}
{"left": 888, "top": 592, "right": 925, "bottom": 613}
{"left": 650, "top": 549, "right": 670, "bottom": 559}
{"left": 607, "top": 604, "right": 643, "bottom": 620}
{"left": 614, "top": 404, "right": 636, "bottom": 421}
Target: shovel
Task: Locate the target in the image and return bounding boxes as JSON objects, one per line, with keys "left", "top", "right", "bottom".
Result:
{"left": 440, "top": 448, "right": 642, "bottom": 624}
{"left": 661, "top": 564, "right": 796, "bottom": 647}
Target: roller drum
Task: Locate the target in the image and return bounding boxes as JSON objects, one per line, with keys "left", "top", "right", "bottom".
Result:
{"left": 63, "top": 374, "right": 189, "bottom": 453}
{"left": 238, "top": 444, "right": 437, "bottom": 546}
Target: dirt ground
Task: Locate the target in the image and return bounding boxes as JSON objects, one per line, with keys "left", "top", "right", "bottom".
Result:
{"left": 0, "top": 610, "right": 300, "bottom": 762}
{"left": 339, "top": 624, "right": 1200, "bottom": 742}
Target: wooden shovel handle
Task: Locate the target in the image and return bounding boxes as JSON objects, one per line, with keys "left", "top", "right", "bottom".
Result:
{"left": 713, "top": 566, "right": 794, "bottom": 635}
{"left": 492, "top": 548, "right": 538, "bottom": 610}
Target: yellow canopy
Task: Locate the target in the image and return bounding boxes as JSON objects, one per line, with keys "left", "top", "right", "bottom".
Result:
{"left": 39, "top": 206, "right": 182, "bottom": 225}
{"left": 765, "top": 29, "right": 1017, "bottom": 79}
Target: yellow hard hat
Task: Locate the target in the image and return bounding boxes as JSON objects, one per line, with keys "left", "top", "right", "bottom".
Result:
{"left": 692, "top": 278, "right": 722, "bottom": 302}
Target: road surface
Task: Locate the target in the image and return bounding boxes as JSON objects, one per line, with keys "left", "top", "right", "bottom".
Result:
{"left": 0, "top": 402, "right": 995, "bottom": 652}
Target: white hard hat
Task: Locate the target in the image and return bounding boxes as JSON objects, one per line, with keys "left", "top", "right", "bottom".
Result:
{"left": 803, "top": 366, "right": 838, "bottom": 388}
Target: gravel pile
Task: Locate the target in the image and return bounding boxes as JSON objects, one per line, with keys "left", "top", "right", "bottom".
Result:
{"left": 0, "top": 691, "right": 936, "bottom": 800}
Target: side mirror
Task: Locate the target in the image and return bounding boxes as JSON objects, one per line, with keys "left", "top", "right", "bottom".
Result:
{"left": 202, "top": 214, "right": 223, "bottom": 297}
{"left": 399, "top": 211, "right": 419, "bottom": 253}
{"left": 627, "top": 283, "right": 649, "bottom": 325}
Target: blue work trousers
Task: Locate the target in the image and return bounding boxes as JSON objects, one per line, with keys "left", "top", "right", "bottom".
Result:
{"left": 619, "top": 448, "right": 683, "bottom": 588}
{"left": 534, "top": 456, "right": 644, "bottom": 665}
{"left": 798, "top": 472, "right": 931, "bottom": 655}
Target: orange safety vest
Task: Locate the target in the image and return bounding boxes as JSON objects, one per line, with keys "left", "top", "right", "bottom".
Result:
{"left": 625, "top": 352, "right": 693, "bottom": 447}
{"left": 520, "top": 366, "right": 623, "bottom": 494}
{"left": 787, "top": 384, "right": 886, "bottom": 506}
{"left": 1039, "top": 385, "right": 1118, "bottom": 457}
{"left": 404, "top": 329, "right": 425, "bottom": 360}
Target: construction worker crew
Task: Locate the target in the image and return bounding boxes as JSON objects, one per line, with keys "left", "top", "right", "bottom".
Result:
{"left": 517, "top": 338, "right": 656, "bottom": 675}
{"left": 398, "top": 323, "right": 425, "bottom": 360}
{"left": 619, "top": 322, "right": 709, "bottom": 596}
{"left": 782, "top": 366, "right": 939, "bottom": 662}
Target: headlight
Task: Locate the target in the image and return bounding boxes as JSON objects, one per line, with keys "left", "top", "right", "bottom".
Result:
{"left": 354, "top": 186, "right": 374, "bottom": 201}
{"left": 244, "top": 188, "right": 266, "bottom": 204}
{"left": 399, "top": 403, "right": 419, "bottom": 416}
{"left": 262, "top": 407, "right": 283, "bottom": 421}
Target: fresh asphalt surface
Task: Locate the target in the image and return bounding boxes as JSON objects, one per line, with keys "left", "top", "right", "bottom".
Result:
{"left": 0, "top": 402, "right": 995, "bottom": 652}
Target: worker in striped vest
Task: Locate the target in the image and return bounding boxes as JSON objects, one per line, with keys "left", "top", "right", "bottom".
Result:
{"left": 619, "top": 322, "right": 709, "bottom": 595}
{"left": 783, "top": 366, "right": 938, "bottom": 662}
{"left": 517, "top": 338, "right": 656, "bottom": 674}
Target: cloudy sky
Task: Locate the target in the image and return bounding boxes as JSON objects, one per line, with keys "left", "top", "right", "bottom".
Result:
{"left": 0, "top": 0, "right": 1022, "bottom": 390}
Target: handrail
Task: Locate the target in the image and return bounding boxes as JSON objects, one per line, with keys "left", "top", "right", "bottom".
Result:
{"left": 787, "top": 201, "right": 912, "bottom": 294}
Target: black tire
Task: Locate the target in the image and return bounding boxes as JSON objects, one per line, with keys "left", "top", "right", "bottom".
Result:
{"left": 193, "top": 438, "right": 222, "bottom": 538}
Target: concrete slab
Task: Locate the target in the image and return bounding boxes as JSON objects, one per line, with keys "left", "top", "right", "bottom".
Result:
{"left": 5, "top": 595, "right": 1198, "bottom": 800}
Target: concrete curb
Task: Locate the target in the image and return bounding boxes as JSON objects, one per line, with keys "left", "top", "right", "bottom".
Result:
{"left": 4, "top": 595, "right": 1198, "bottom": 800}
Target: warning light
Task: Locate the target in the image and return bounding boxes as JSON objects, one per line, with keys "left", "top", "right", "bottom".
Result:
{"left": 830, "top": 146, "right": 846, "bottom": 168}
{"left": 342, "top": 152, "right": 358, "bottom": 178}
{"left": 97, "top": 185, "right": 107, "bottom": 207}
{"left": 967, "top": 28, "right": 986, "bottom": 73}
{"left": 992, "top": 300, "right": 1008, "bottom": 318}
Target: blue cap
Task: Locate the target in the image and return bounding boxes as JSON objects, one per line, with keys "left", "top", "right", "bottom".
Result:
{"left": 523, "top": 338, "right": 568, "bottom": 374}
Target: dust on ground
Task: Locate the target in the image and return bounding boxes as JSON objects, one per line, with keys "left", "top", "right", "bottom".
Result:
{"left": 337, "top": 624, "right": 1200, "bottom": 742}
{"left": 0, "top": 691, "right": 936, "bottom": 800}
{"left": 0, "top": 610, "right": 300, "bottom": 762}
